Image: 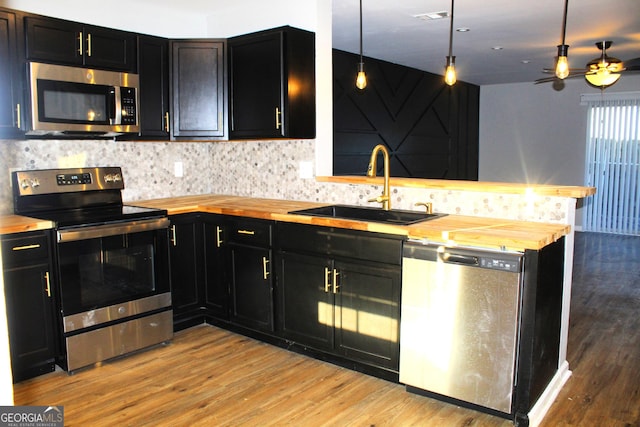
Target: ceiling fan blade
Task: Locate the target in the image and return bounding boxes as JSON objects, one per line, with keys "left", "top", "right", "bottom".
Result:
{"left": 542, "top": 68, "right": 588, "bottom": 74}
{"left": 534, "top": 74, "right": 583, "bottom": 84}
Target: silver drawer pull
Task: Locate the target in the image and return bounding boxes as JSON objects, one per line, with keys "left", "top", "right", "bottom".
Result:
{"left": 12, "top": 244, "right": 41, "bottom": 251}
{"left": 237, "top": 229, "right": 255, "bottom": 235}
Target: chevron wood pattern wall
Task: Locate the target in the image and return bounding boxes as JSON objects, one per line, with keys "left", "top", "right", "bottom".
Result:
{"left": 332, "top": 49, "right": 479, "bottom": 180}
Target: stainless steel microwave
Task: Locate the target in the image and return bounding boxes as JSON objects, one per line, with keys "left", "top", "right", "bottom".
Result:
{"left": 27, "top": 62, "right": 139, "bottom": 137}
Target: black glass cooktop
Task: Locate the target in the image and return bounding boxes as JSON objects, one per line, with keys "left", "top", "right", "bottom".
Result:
{"left": 25, "top": 205, "right": 167, "bottom": 228}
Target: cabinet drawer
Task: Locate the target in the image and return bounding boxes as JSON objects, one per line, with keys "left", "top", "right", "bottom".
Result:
{"left": 1, "top": 232, "right": 50, "bottom": 267}
{"left": 227, "top": 218, "right": 272, "bottom": 247}
{"left": 276, "top": 222, "right": 403, "bottom": 265}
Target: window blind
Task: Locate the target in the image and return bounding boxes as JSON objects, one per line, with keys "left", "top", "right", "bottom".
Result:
{"left": 583, "top": 94, "right": 640, "bottom": 234}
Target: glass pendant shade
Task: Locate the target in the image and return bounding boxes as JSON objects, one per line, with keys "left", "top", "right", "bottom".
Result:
{"left": 356, "top": 63, "right": 367, "bottom": 89}
{"left": 445, "top": 56, "right": 457, "bottom": 86}
{"left": 555, "top": 45, "right": 570, "bottom": 79}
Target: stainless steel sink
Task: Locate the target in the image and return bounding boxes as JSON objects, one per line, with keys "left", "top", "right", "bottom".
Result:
{"left": 288, "top": 204, "right": 445, "bottom": 225}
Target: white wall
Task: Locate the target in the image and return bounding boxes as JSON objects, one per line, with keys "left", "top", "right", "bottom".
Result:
{"left": 479, "top": 74, "right": 640, "bottom": 186}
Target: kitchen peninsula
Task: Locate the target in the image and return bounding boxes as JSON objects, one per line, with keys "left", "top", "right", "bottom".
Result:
{"left": 1, "top": 176, "right": 593, "bottom": 426}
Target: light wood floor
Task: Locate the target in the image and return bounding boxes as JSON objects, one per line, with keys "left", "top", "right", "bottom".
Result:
{"left": 13, "top": 232, "right": 640, "bottom": 426}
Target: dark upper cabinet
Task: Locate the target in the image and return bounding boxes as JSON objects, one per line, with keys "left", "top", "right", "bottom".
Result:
{"left": 0, "top": 9, "right": 25, "bottom": 138}
{"left": 228, "top": 26, "right": 315, "bottom": 139}
{"left": 25, "top": 16, "right": 136, "bottom": 72}
{"left": 1, "top": 231, "right": 58, "bottom": 382}
{"left": 170, "top": 40, "right": 226, "bottom": 139}
{"left": 138, "top": 35, "right": 170, "bottom": 138}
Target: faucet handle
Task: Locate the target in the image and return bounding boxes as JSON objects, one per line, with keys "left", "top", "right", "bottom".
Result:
{"left": 415, "top": 202, "right": 433, "bottom": 214}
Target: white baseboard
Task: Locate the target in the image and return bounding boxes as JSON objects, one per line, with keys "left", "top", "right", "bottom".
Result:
{"left": 527, "top": 361, "right": 572, "bottom": 427}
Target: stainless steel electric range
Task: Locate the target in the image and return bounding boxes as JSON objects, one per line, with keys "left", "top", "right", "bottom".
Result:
{"left": 12, "top": 167, "right": 173, "bottom": 372}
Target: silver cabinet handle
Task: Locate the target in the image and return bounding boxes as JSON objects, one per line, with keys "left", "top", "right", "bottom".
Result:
{"left": 262, "top": 257, "right": 270, "bottom": 280}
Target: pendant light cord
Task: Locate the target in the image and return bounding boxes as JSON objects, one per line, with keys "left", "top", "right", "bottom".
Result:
{"left": 560, "top": 0, "right": 568, "bottom": 45}
{"left": 448, "top": 0, "right": 454, "bottom": 58}
{"left": 359, "top": 0, "right": 364, "bottom": 64}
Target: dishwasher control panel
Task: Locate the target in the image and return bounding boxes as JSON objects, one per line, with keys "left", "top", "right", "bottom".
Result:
{"left": 479, "top": 256, "right": 520, "bottom": 272}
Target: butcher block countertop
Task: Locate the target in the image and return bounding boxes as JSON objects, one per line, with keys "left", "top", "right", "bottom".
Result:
{"left": 318, "top": 176, "right": 596, "bottom": 198}
{"left": 0, "top": 215, "right": 54, "bottom": 236}
{"left": 133, "top": 195, "right": 570, "bottom": 251}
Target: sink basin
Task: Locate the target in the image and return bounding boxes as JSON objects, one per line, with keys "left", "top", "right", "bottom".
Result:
{"left": 288, "top": 205, "right": 445, "bottom": 225}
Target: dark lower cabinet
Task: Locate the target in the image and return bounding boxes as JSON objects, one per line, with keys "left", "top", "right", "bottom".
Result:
{"left": 333, "top": 260, "right": 401, "bottom": 370}
{"left": 168, "top": 214, "right": 202, "bottom": 330}
{"left": 1, "top": 231, "right": 57, "bottom": 383}
{"left": 275, "top": 222, "right": 402, "bottom": 374}
{"left": 169, "top": 213, "right": 229, "bottom": 330}
{"left": 277, "top": 252, "right": 334, "bottom": 350}
{"left": 227, "top": 218, "right": 274, "bottom": 333}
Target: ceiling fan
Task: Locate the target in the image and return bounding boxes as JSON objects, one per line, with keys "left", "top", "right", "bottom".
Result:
{"left": 535, "top": 41, "right": 640, "bottom": 89}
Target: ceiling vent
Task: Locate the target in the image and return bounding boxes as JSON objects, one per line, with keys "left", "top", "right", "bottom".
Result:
{"left": 413, "top": 11, "right": 450, "bottom": 20}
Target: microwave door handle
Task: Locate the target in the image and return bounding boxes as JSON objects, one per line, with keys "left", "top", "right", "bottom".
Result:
{"left": 108, "top": 87, "right": 116, "bottom": 124}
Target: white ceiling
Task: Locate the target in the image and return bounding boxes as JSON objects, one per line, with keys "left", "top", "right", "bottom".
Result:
{"left": 332, "top": 0, "right": 640, "bottom": 86}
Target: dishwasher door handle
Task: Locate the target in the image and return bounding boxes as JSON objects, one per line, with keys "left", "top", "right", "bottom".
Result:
{"left": 440, "top": 252, "right": 479, "bottom": 266}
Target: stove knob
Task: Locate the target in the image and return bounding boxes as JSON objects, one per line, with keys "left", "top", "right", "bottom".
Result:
{"left": 104, "top": 174, "right": 114, "bottom": 183}
{"left": 31, "top": 178, "right": 40, "bottom": 188}
{"left": 113, "top": 173, "right": 122, "bottom": 182}
{"left": 20, "top": 179, "right": 30, "bottom": 189}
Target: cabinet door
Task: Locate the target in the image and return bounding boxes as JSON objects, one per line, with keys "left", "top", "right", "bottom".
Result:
{"left": 0, "top": 10, "right": 24, "bottom": 138}
{"left": 228, "top": 31, "right": 282, "bottom": 138}
{"left": 83, "top": 25, "right": 136, "bottom": 72}
{"left": 229, "top": 244, "right": 273, "bottom": 332}
{"left": 138, "top": 35, "right": 170, "bottom": 138}
{"left": 169, "top": 215, "right": 203, "bottom": 327}
{"left": 25, "top": 16, "right": 83, "bottom": 65}
{"left": 1, "top": 232, "right": 57, "bottom": 382}
{"left": 275, "top": 251, "right": 334, "bottom": 350}
{"left": 4, "top": 264, "right": 57, "bottom": 382}
{"left": 334, "top": 260, "right": 401, "bottom": 371}
{"left": 25, "top": 17, "right": 136, "bottom": 71}
{"left": 171, "top": 40, "right": 226, "bottom": 139}
{"left": 202, "top": 216, "right": 228, "bottom": 319}
{"left": 228, "top": 26, "right": 315, "bottom": 139}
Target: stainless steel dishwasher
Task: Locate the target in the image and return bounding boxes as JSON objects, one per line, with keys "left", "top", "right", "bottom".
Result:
{"left": 399, "top": 241, "right": 524, "bottom": 414}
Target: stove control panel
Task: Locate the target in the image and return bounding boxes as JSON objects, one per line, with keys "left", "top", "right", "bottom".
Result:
{"left": 57, "top": 173, "right": 92, "bottom": 186}
{"left": 12, "top": 167, "right": 125, "bottom": 196}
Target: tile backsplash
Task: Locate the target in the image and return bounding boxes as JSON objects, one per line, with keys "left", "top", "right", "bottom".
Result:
{"left": 0, "top": 138, "right": 572, "bottom": 225}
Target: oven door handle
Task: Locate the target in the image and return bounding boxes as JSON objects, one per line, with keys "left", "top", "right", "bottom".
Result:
{"left": 57, "top": 217, "right": 170, "bottom": 243}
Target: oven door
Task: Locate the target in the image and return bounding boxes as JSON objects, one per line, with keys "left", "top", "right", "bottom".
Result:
{"left": 56, "top": 218, "right": 171, "bottom": 321}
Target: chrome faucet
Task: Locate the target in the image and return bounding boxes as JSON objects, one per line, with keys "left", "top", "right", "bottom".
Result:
{"left": 366, "top": 144, "right": 391, "bottom": 210}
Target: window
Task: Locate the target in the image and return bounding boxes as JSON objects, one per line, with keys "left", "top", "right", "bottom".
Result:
{"left": 582, "top": 92, "right": 640, "bottom": 234}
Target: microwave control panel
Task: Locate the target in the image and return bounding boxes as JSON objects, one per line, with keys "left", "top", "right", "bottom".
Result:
{"left": 120, "top": 87, "right": 137, "bottom": 125}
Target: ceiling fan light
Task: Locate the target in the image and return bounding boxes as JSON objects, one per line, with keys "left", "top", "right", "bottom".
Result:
{"left": 585, "top": 70, "right": 620, "bottom": 88}
{"left": 555, "top": 45, "right": 570, "bottom": 79}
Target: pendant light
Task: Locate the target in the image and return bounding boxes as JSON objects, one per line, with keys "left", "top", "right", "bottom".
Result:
{"left": 444, "top": 0, "right": 457, "bottom": 86}
{"left": 555, "top": 0, "right": 570, "bottom": 79}
{"left": 355, "top": 0, "right": 367, "bottom": 90}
